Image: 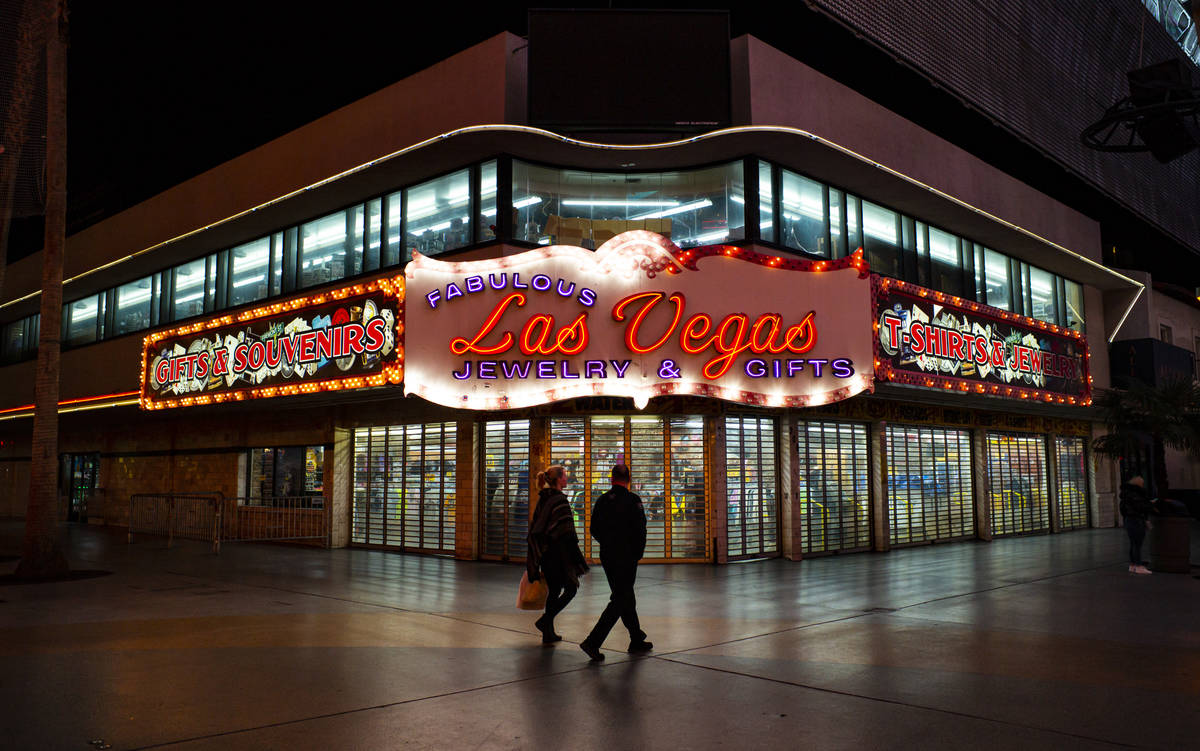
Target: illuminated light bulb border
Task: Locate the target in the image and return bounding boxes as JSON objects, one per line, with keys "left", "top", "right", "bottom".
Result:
{"left": 871, "top": 275, "right": 1084, "bottom": 341}
{"left": 674, "top": 245, "right": 870, "bottom": 279}
{"left": 409, "top": 373, "right": 876, "bottom": 413}
{"left": 874, "top": 363, "right": 1090, "bottom": 406}
{"left": 140, "top": 276, "right": 406, "bottom": 410}
{"left": 869, "top": 274, "right": 1092, "bottom": 405}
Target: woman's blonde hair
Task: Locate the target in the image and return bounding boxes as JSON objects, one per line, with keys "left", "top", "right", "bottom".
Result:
{"left": 536, "top": 464, "right": 566, "bottom": 490}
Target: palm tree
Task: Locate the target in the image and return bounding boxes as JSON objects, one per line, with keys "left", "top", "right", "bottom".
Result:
{"left": 15, "top": 0, "right": 68, "bottom": 580}
{"left": 1092, "top": 377, "right": 1200, "bottom": 498}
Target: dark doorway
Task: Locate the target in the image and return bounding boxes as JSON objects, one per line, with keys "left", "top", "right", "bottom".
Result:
{"left": 62, "top": 453, "right": 99, "bottom": 523}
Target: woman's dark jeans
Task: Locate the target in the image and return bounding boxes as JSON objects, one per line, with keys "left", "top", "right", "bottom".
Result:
{"left": 1124, "top": 517, "right": 1147, "bottom": 565}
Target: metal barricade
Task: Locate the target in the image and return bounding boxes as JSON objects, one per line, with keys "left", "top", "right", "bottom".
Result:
{"left": 128, "top": 494, "right": 329, "bottom": 553}
{"left": 128, "top": 493, "right": 223, "bottom": 553}
{"left": 222, "top": 496, "right": 330, "bottom": 549}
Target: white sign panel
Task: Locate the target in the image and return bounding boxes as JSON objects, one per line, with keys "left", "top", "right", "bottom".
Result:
{"left": 405, "top": 231, "right": 874, "bottom": 410}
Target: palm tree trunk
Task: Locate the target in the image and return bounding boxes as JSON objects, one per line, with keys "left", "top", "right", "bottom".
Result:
{"left": 16, "top": 0, "right": 69, "bottom": 580}
{"left": 0, "top": 0, "right": 42, "bottom": 299}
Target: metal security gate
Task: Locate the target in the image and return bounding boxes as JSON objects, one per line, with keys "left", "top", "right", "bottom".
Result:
{"left": 797, "top": 419, "right": 870, "bottom": 554}
{"left": 886, "top": 425, "right": 974, "bottom": 545}
{"left": 352, "top": 422, "right": 457, "bottom": 553}
{"left": 549, "top": 415, "right": 709, "bottom": 562}
{"left": 987, "top": 432, "right": 1049, "bottom": 537}
{"left": 1055, "top": 436, "right": 1090, "bottom": 531}
{"left": 481, "top": 420, "right": 531, "bottom": 560}
{"left": 725, "top": 415, "right": 779, "bottom": 559}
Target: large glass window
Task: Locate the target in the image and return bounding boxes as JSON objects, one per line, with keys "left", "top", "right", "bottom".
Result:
{"left": 113, "top": 277, "right": 154, "bottom": 336}
{"left": 383, "top": 191, "right": 402, "bottom": 267}
{"left": 1064, "top": 280, "right": 1085, "bottom": 333}
{"left": 228, "top": 237, "right": 271, "bottom": 308}
{"left": 248, "top": 445, "right": 326, "bottom": 505}
{"left": 987, "top": 432, "right": 1049, "bottom": 537}
{"left": 351, "top": 423, "right": 457, "bottom": 553}
{"left": 886, "top": 425, "right": 974, "bottom": 545}
{"left": 481, "top": 420, "right": 531, "bottom": 560}
{"left": 172, "top": 257, "right": 211, "bottom": 321}
{"left": 927, "top": 226, "right": 964, "bottom": 298}
{"left": 758, "top": 160, "right": 775, "bottom": 243}
{"left": 406, "top": 169, "right": 472, "bottom": 257}
{"left": 1055, "top": 436, "right": 1089, "bottom": 531}
{"left": 513, "top": 160, "right": 745, "bottom": 249}
{"left": 780, "top": 169, "right": 827, "bottom": 257}
{"left": 797, "top": 420, "right": 870, "bottom": 554}
{"left": 862, "top": 199, "right": 901, "bottom": 276}
{"left": 299, "top": 207, "right": 362, "bottom": 289}
{"left": 478, "top": 159, "right": 498, "bottom": 242}
{"left": 64, "top": 294, "right": 103, "bottom": 346}
{"left": 364, "top": 198, "right": 382, "bottom": 272}
{"left": 2, "top": 319, "right": 25, "bottom": 363}
{"left": 1027, "top": 265, "right": 1057, "bottom": 325}
{"left": 2, "top": 315, "right": 37, "bottom": 363}
{"left": 726, "top": 415, "right": 778, "bottom": 558}
{"left": 983, "top": 248, "right": 1012, "bottom": 310}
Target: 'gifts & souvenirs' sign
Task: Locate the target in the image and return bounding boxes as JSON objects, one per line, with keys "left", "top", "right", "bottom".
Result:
{"left": 140, "top": 277, "right": 404, "bottom": 409}
{"left": 404, "top": 231, "right": 875, "bottom": 410}
{"left": 872, "top": 277, "right": 1091, "bottom": 404}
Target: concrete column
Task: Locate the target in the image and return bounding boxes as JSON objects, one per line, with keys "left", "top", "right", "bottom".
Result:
{"left": 330, "top": 428, "right": 351, "bottom": 548}
{"left": 708, "top": 415, "right": 728, "bottom": 564}
{"left": 973, "top": 428, "right": 993, "bottom": 541}
{"left": 780, "top": 415, "right": 802, "bottom": 561}
{"left": 1045, "top": 434, "right": 1062, "bottom": 533}
{"left": 870, "top": 421, "right": 890, "bottom": 552}
{"left": 454, "top": 419, "right": 478, "bottom": 560}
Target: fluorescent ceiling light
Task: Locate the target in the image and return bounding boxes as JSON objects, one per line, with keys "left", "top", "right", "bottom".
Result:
{"left": 561, "top": 200, "right": 679, "bottom": 207}
{"left": 692, "top": 229, "right": 729, "bottom": 243}
{"left": 631, "top": 199, "right": 712, "bottom": 220}
{"left": 514, "top": 196, "right": 543, "bottom": 209}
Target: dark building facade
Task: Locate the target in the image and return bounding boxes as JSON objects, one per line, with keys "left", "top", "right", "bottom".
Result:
{"left": 1, "top": 13, "right": 1165, "bottom": 562}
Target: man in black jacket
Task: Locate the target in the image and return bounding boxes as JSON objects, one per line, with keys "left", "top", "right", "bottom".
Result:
{"left": 1119, "top": 475, "right": 1157, "bottom": 575}
{"left": 580, "top": 463, "right": 652, "bottom": 661}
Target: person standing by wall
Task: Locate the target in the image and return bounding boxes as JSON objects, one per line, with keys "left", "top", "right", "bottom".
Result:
{"left": 527, "top": 465, "right": 588, "bottom": 643}
{"left": 1119, "top": 475, "right": 1157, "bottom": 575}
{"left": 580, "top": 463, "right": 652, "bottom": 662}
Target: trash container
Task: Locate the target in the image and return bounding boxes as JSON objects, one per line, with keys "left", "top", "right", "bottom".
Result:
{"left": 1149, "top": 514, "right": 1191, "bottom": 573}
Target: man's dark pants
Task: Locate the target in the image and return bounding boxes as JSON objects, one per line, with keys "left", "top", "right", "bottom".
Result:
{"left": 583, "top": 558, "right": 646, "bottom": 648}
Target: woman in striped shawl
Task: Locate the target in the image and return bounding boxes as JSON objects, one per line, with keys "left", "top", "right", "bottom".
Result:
{"left": 527, "top": 465, "right": 589, "bottom": 643}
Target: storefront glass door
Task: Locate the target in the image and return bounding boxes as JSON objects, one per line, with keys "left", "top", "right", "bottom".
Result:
{"left": 351, "top": 422, "right": 457, "bottom": 553}
{"left": 987, "top": 432, "right": 1049, "bottom": 536}
{"left": 1055, "top": 436, "right": 1090, "bottom": 530}
{"left": 886, "top": 425, "right": 974, "bottom": 545}
{"left": 549, "top": 415, "right": 709, "bottom": 562}
{"left": 481, "top": 420, "right": 531, "bottom": 560}
{"left": 725, "top": 415, "right": 779, "bottom": 559}
{"left": 63, "top": 453, "right": 99, "bottom": 523}
{"left": 797, "top": 420, "right": 870, "bottom": 554}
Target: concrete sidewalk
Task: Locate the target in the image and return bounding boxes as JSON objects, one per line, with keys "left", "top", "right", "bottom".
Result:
{"left": 1, "top": 521, "right": 1198, "bottom": 750}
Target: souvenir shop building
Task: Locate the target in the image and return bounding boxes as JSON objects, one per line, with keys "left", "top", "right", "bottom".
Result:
{"left": 0, "top": 30, "right": 1141, "bottom": 563}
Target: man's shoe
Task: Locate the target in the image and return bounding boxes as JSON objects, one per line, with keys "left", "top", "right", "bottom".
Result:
{"left": 628, "top": 640, "right": 654, "bottom": 653}
{"left": 1133, "top": 565, "right": 1153, "bottom": 575}
{"left": 580, "top": 642, "right": 605, "bottom": 662}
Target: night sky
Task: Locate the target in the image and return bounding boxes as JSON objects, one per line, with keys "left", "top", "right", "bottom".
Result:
{"left": 10, "top": 3, "right": 767, "bottom": 261}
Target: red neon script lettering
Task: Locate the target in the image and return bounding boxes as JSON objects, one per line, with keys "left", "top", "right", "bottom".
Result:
{"left": 450, "top": 292, "right": 526, "bottom": 355}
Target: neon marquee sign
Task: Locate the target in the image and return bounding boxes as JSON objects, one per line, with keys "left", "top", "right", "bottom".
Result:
{"left": 140, "top": 277, "right": 404, "bottom": 410}
{"left": 872, "top": 276, "right": 1091, "bottom": 404}
{"left": 405, "top": 231, "right": 875, "bottom": 410}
